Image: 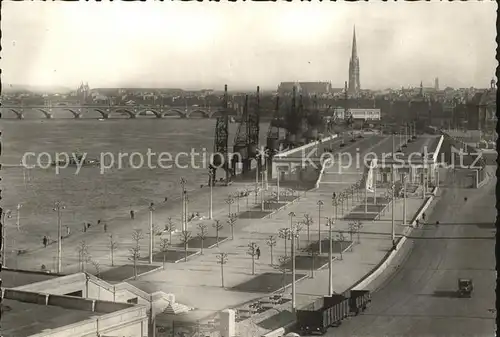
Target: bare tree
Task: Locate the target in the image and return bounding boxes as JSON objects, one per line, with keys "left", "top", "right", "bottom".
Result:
{"left": 159, "top": 238, "right": 169, "bottom": 269}
{"left": 336, "top": 231, "right": 347, "bottom": 260}
{"left": 151, "top": 223, "right": 161, "bottom": 250}
{"left": 293, "top": 221, "right": 304, "bottom": 249}
{"left": 226, "top": 213, "right": 237, "bottom": 240}
{"left": 90, "top": 259, "right": 101, "bottom": 278}
{"left": 247, "top": 242, "right": 258, "bottom": 275}
{"left": 76, "top": 240, "right": 91, "bottom": 272}
{"left": 356, "top": 221, "right": 363, "bottom": 243}
{"left": 212, "top": 220, "right": 223, "bottom": 247}
{"left": 129, "top": 229, "right": 144, "bottom": 279}
{"left": 197, "top": 223, "right": 208, "bottom": 254}
{"left": 179, "top": 230, "right": 192, "bottom": 262}
{"left": 266, "top": 235, "right": 277, "bottom": 266}
{"left": 164, "top": 217, "right": 176, "bottom": 244}
{"left": 273, "top": 256, "right": 290, "bottom": 293}
{"left": 108, "top": 234, "right": 118, "bottom": 267}
{"left": 278, "top": 228, "right": 292, "bottom": 258}
{"left": 216, "top": 252, "right": 228, "bottom": 288}
{"left": 303, "top": 213, "right": 313, "bottom": 245}
{"left": 306, "top": 245, "right": 319, "bottom": 278}
{"left": 347, "top": 222, "right": 357, "bottom": 251}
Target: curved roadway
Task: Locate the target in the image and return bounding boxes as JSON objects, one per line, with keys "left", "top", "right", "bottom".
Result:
{"left": 324, "top": 169, "right": 496, "bottom": 337}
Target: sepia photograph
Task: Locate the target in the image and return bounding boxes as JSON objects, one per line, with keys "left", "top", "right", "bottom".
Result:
{"left": 0, "top": 1, "right": 497, "bottom": 337}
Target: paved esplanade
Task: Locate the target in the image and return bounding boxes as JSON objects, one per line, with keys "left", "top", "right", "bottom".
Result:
{"left": 13, "top": 133, "right": 434, "bottom": 334}
{"left": 324, "top": 169, "right": 496, "bottom": 337}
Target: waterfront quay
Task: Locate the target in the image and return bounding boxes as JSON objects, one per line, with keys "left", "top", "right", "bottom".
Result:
{"left": 10, "top": 132, "right": 441, "bottom": 337}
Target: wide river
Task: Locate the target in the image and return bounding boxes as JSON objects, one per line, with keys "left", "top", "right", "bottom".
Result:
{"left": 1, "top": 117, "right": 270, "bottom": 250}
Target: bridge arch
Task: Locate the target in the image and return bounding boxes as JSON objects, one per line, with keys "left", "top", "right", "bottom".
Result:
{"left": 34, "top": 108, "right": 53, "bottom": 119}
{"left": 52, "top": 108, "right": 80, "bottom": 118}
{"left": 209, "top": 109, "right": 225, "bottom": 118}
{"left": 164, "top": 109, "right": 187, "bottom": 118}
{"left": 1, "top": 108, "right": 24, "bottom": 119}
{"left": 136, "top": 108, "right": 163, "bottom": 118}
{"left": 108, "top": 108, "right": 137, "bottom": 118}
{"left": 189, "top": 109, "right": 210, "bottom": 118}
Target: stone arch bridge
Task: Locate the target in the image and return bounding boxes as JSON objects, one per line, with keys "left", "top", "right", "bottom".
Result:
{"left": 0, "top": 105, "right": 229, "bottom": 119}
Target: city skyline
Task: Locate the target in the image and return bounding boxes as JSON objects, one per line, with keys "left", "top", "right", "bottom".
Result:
{"left": 2, "top": 1, "right": 496, "bottom": 91}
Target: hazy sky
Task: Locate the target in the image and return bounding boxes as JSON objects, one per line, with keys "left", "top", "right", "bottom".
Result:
{"left": 2, "top": 1, "right": 496, "bottom": 91}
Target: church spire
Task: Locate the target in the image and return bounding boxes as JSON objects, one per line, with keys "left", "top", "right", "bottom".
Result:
{"left": 351, "top": 26, "right": 358, "bottom": 60}
{"left": 348, "top": 25, "right": 360, "bottom": 95}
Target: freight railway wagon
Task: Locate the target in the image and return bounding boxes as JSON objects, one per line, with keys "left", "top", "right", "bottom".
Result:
{"left": 296, "top": 290, "right": 371, "bottom": 335}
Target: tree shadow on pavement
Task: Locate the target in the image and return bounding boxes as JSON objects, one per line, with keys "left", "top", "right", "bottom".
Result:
{"left": 430, "top": 290, "right": 460, "bottom": 298}
{"left": 258, "top": 310, "right": 295, "bottom": 330}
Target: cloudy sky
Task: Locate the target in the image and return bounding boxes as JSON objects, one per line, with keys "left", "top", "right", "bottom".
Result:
{"left": 2, "top": 1, "right": 496, "bottom": 90}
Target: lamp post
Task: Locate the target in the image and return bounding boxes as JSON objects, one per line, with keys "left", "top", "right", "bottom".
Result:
{"left": 403, "top": 174, "right": 407, "bottom": 226}
{"left": 208, "top": 171, "right": 213, "bottom": 220}
{"left": 390, "top": 184, "right": 396, "bottom": 246}
{"left": 276, "top": 168, "right": 281, "bottom": 203}
{"left": 53, "top": 201, "right": 66, "bottom": 273}
{"left": 1, "top": 209, "right": 12, "bottom": 267}
{"left": 16, "top": 203, "right": 22, "bottom": 231}
{"left": 317, "top": 200, "right": 324, "bottom": 254}
{"left": 180, "top": 178, "right": 187, "bottom": 231}
{"left": 148, "top": 203, "right": 155, "bottom": 264}
{"left": 326, "top": 217, "right": 334, "bottom": 296}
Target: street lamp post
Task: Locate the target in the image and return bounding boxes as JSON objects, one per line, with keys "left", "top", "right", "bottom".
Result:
{"left": 326, "top": 217, "right": 334, "bottom": 296}
{"left": 317, "top": 200, "right": 324, "bottom": 254}
{"left": 180, "top": 178, "right": 187, "bottom": 231}
{"left": 208, "top": 172, "right": 213, "bottom": 220}
{"left": 148, "top": 203, "right": 155, "bottom": 264}
{"left": 276, "top": 168, "right": 281, "bottom": 203}
{"left": 53, "top": 201, "right": 66, "bottom": 273}
{"left": 2, "top": 210, "right": 12, "bottom": 267}
{"left": 390, "top": 184, "right": 396, "bottom": 246}
{"left": 403, "top": 174, "right": 407, "bottom": 226}
{"left": 16, "top": 203, "right": 22, "bottom": 231}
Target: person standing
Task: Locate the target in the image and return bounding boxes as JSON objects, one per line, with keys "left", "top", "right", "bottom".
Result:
{"left": 256, "top": 247, "right": 261, "bottom": 260}
{"left": 130, "top": 210, "right": 135, "bottom": 220}
{"left": 104, "top": 222, "right": 108, "bottom": 233}
{"left": 42, "top": 236, "right": 48, "bottom": 248}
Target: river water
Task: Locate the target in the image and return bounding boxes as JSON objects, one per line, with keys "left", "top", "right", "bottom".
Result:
{"left": 0, "top": 117, "right": 270, "bottom": 250}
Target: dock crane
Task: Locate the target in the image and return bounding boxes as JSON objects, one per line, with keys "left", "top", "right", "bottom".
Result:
{"left": 232, "top": 86, "right": 260, "bottom": 175}
{"left": 209, "top": 84, "right": 231, "bottom": 186}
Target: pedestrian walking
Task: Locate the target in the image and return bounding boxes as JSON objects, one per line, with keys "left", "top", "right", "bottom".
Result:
{"left": 256, "top": 247, "right": 261, "bottom": 260}
{"left": 42, "top": 236, "right": 48, "bottom": 248}
{"left": 104, "top": 223, "right": 107, "bottom": 233}
{"left": 97, "top": 219, "right": 101, "bottom": 225}
{"left": 130, "top": 210, "right": 135, "bottom": 220}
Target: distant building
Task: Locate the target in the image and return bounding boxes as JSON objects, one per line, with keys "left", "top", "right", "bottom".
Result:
{"left": 277, "top": 81, "right": 332, "bottom": 96}
{"left": 333, "top": 107, "right": 381, "bottom": 121}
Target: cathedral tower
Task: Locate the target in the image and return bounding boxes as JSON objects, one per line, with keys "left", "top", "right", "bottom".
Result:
{"left": 348, "top": 26, "right": 360, "bottom": 95}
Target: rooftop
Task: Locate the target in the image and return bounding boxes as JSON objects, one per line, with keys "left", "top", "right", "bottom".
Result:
{"left": 2, "top": 298, "right": 99, "bottom": 337}
{"left": 1, "top": 269, "right": 60, "bottom": 288}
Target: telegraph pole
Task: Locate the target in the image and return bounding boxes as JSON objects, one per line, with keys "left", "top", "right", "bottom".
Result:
{"left": 391, "top": 134, "right": 396, "bottom": 246}
{"left": 403, "top": 174, "right": 407, "bottom": 226}
{"left": 53, "top": 201, "right": 66, "bottom": 273}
